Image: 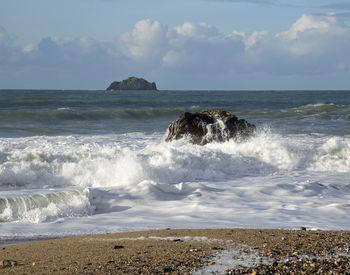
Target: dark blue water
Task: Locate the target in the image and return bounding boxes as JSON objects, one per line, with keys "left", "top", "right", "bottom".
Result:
{"left": 1, "top": 90, "right": 350, "bottom": 136}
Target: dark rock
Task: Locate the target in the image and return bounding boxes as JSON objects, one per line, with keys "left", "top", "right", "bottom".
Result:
{"left": 173, "top": 239, "right": 184, "bottom": 242}
{"left": 212, "top": 246, "right": 224, "bottom": 250}
{"left": 0, "top": 259, "right": 18, "bottom": 268}
{"left": 165, "top": 110, "right": 256, "bottom": 145}
{"left": 163, "top": 266, "right": 174, "bottom": 272}
{"left": 107, "top": 77, "right": 157, "bottom": 91}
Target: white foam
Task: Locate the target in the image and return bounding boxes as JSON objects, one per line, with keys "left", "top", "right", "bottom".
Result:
{"left": 194, "top": 245, "right": 271, "bottom": 274}
{"left": 308, "top": 136, "right": 350, "bottom": 173}
{"left": 2, "top": 132, "right": 346, "bottom": 190}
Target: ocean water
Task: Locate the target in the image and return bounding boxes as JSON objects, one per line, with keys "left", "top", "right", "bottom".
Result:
{"left": 1, "top": 89, "right": 350, "bottom": 241}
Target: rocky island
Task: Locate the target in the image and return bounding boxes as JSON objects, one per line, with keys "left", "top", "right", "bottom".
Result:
{"left": 106, "top": 77, "right": 157, "bottom": 91}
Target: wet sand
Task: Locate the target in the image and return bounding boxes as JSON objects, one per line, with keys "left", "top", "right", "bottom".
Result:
{"left": 1, "top": 228, "right": 350, "bottom": 274}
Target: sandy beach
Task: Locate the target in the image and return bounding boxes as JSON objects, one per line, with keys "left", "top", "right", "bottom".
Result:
{"left": 1, "top": 228, "right": 350, "bottom": 274}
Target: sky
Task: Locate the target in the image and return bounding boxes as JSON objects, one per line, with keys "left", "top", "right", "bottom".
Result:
{"left": 1, "top": 0, "right": 350, "bottom": 90}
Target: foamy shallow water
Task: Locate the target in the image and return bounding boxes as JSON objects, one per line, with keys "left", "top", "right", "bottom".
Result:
{"left": 1, "top": 130, "right": 350, "bottom": 240}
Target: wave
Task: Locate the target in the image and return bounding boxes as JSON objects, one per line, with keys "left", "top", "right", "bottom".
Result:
{"left": 2, "top": 103, "right": 349, "bottom": 123}
{"left": 0, "top": 189, "right": 92, "bottom": 223}
{"left": 239, "top": 103, "right": 350, "bottom": 121}
{"left": 308, "top": 137, "right": 350, "bottom": 173}
{"left": 2, "top": 103, "right": 350, "bottom": 138}
{"left": 0, "top": 106, "right": 202, "bottom": 122}
{"left": 1, "top": 131, "right": 350, "bottom": 191}
{"left": 287, "top": 103, "right": 350, "bottom": 120}
{"left": 291, "top": 103, "right": 338, "bottom": 110}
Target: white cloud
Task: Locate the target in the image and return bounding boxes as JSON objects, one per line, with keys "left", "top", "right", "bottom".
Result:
{"left": 173, "top": 22, "right": 219, "bottom": 39}
{"left": 277, "top": 14, "right": 338, "bottom": 40}
{"left": 22, "top": 44, "right": 37, "bottom": 53}
{"left": 273, "top": 13, "right": 349, "bottom": 58}
{"left": 1, "top": 14, "right": 350, "bottom": 89}
{"left": 162, "top": 50, "right": 188, "bottom": 67}
{"left": 117, "top": 19, "right": 168, "bottom": 60}
{"left": 244, "top": 31, "right": 269, "bottom": 49}
{"left": 239, "top": 13, "right": 350, "bottom": 75}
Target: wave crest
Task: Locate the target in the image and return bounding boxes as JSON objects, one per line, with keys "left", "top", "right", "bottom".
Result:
{"left": 0, "top": 189, "right": 92, "bottom": 223}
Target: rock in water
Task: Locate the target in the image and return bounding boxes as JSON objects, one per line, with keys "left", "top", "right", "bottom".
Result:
{"left": 107, "top": 77, "right": 157, "bottom": 91}
{"left": 165, "top": 110, "right": 256, "bottom": 145}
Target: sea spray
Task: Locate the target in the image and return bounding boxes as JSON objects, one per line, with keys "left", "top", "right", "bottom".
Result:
{"left": 308, "top": 136, "right": 350, "bottom": 173}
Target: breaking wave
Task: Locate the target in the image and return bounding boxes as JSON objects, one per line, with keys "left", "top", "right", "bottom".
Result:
{"left": 1, "top": 130, "right": 350, "bottom": 225}
{"left": 0, "top": 189, "right": 92, "bottom": 223}
{"left": 1, "top": 131, "right": 350, "bottom": 190}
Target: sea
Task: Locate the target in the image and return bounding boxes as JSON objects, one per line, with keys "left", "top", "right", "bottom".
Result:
{"left": 1, "top": 89, "right": 350, "bottom": 242}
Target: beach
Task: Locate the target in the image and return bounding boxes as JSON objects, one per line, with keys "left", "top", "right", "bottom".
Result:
{"left": 1, "top": 228, "right": 350, "bottom": 274}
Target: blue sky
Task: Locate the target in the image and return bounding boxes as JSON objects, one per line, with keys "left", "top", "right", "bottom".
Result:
{"left": 1, "top": 0, "right": 350, "bottom": 89}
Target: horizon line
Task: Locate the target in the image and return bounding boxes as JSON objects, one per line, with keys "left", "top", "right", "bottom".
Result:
{"left": 1, "top": 88, "right": 350, "bottom": 92}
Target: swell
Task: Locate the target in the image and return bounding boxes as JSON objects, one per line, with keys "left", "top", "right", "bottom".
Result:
{"left": 0, "top": 107, "right": 202, "bottom": 122}
{"left": 239, "top": 103, "right": 350, "bottom": 120}
{"left": 2, "top": 103, "right": 350, "bottom": 123}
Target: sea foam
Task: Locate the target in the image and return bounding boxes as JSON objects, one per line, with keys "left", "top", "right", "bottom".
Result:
{"left": 1, "top": 131, "right": 350, "bottom": 191}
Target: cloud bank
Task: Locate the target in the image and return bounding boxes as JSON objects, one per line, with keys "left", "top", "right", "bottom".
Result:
{"left": 1, "top": 13, "right": 350, "bottom": 89}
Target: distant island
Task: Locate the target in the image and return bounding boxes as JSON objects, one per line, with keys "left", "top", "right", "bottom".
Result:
{"left": 106, "top": 77, "right": 157, "bottom": 91}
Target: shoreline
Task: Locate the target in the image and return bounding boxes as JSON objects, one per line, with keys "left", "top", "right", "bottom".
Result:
{"left": 0, "top": 237, "right": 64, "bottom": 247}
{"left": 1, "top": 228, "right": 350, "bottom": 274}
